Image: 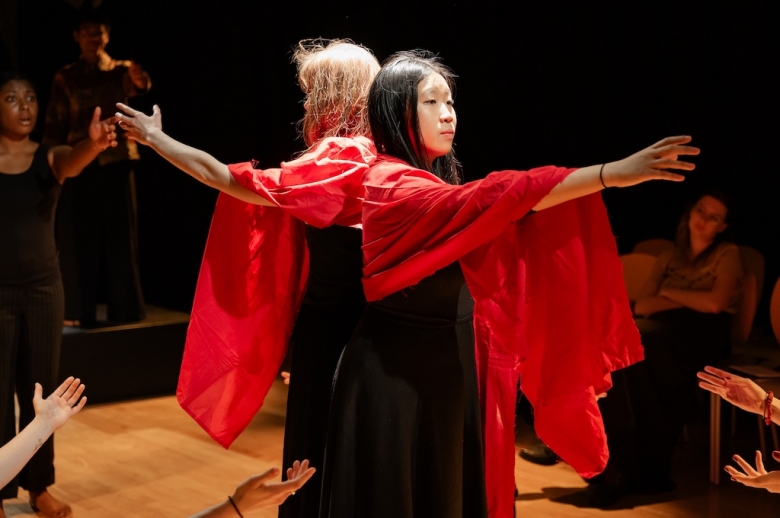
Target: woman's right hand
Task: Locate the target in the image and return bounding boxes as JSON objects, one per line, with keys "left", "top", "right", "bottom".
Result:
{"left": 602, "top": 136, "right": 699, "bottom": 188}
{"left": 115, "top": 103, "right": 162, "bottom": 146}
{"left": 697, "top": 365, "right": 766, "bottom": 416}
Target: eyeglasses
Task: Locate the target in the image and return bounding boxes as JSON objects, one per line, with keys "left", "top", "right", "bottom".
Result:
{"left": 692, "top": 204, "right": 725, "bottom": 225}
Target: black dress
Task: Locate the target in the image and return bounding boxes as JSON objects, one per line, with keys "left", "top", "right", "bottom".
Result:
{"left": 320, "top": 262, "right": 488, "bottom": 518}
{"left": 280, "top": 225, "right": 366, "bottom": 518}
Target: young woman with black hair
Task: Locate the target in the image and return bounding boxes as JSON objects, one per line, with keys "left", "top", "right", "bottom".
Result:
{"left": 0, "top": 71, "right": 116, "bottom": 518}
{"left": 319, "top": 51, "right": 700, "bottom": 518}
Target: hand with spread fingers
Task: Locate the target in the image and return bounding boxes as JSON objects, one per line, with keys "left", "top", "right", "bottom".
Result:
{"left": 115, "top": 102, "right": 162, "bottom": 146}
{"left": 87, "top": 106, "right": 118, "bottom": 151}
{"left": 33, "top": 376, "right": 88, "bottom": 432}
{"left": 725, "top": 451, "right": 780, "bottom": 493}
{"left": 232, "top": 460, "right": 315, "bottom": 509}
{"left": 697, "top": 366, "right": 768, "bottom": 417}
{"left": 602, "top": 135, "right": 699, "bottom": 188}
{"left": 189, "top": 460, "right": 316, "bottom": 517}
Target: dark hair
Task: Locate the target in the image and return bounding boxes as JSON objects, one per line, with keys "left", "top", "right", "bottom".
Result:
{"left": 0, "top": 70, "right": 36, "bottom": 94}
{"left": 368, "top": 50, "right": 461, "bottom": 184}
{"left": 73, "top": 6, "right": 111, "bottom": 33}
{"left": 674, "top": 189, "right": 733, "bottom": 266}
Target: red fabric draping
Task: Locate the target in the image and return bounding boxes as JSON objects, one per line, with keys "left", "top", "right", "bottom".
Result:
{"left": 177, "top": 137, "right": 375, "bottom": 447}
{"left": 361, "top": 156, "right": 643, "bottom": 518}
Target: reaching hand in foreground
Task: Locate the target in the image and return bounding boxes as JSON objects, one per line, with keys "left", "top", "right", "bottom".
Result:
{"left": 116, "top": 102, "right": 162, "bottom": 146}
{"left": 87, "top": 107, "right": 118, "bottom": 151}
{"left": 0, "top": 377, "right": 87, "bottom": 489}
{"left": 725, "top": 451, "right": 780, "bottom": 493}
{"left": 34, "top": 377, "right": 88, "bottom": 432}
{"left": 189, "top": 460, "right": 316, "bottom": 517}
{"left": 281, "top": 371, "right": 290, "bottom": 385}
{"left": 697, "top": 366, "right": 767, "bottom": 416}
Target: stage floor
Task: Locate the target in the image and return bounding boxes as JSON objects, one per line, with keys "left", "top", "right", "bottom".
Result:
{"left": 2, "top": 380, "right": 777, "bottom": 517}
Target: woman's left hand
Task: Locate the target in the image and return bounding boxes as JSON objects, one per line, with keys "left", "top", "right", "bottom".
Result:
{"left": 604, "top": 136, "right": 699, "bottom": 188}
{"left": 726, "top": 451, "right": 780, "bottom": 493}
{"left": 87, "top": 107, "right": 118, "bottom": 151}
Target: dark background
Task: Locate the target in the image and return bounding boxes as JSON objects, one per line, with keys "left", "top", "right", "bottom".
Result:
{"left": 5, "top": 0, "right": 779, "bottom": 331}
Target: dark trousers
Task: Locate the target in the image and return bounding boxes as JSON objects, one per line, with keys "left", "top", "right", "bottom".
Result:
{"left": 602, "top": 308, "right": 731, "bottom": 483}
{"left": 56, "top": 160, "right": 145, "bottom": 323}
{"left": 0, "top": 280, "right": 64, "bottom": 498}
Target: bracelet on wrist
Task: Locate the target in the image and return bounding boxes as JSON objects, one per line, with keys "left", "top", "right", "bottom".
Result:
{"left": 226, "top": 495, "right": 243, "bottom": 517}
{"left": 764, "top": 391, "right": 774, "bottom": 426}
{"left": 599, "top": 163, "right": 608, "bottom": 189}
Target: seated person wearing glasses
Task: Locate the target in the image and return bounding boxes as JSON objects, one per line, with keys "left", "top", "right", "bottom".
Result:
{"left": 590, "top": 191, "right": 743, "bottom": 505}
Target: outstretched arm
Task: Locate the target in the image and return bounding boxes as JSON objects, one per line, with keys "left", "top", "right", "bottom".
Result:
{"left": 48, "top": 107, "right": 118, "bottom": 183}
{"left": 188, "top": 461, "right": 315, "bottom": 517}
{"left": 725, "top": 451, "right": 780, "bottom": 493}
{"left": 533, "top": 136, "right": 699, "bottom": 211}
{"left": 115, "top": 103, "right": 273, "bottom": 206}
{"left": 698, "top": 366, "right": 780, "bottom": 425}
{"left": 0, "top": 378, "right": 87, "bottom": 488}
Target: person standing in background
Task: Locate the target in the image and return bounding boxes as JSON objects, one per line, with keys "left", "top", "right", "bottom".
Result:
{"left": 43, "top": 7, "right": 150, "bottom": 326}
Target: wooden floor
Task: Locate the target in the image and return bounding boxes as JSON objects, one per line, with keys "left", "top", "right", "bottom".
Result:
{"left": 3, "top": 380, "right": 778, "bottom": 517}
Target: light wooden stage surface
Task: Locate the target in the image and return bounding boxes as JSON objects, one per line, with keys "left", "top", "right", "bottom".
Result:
{"left": 3, "top": 380, "right": 777, "bottom": 517}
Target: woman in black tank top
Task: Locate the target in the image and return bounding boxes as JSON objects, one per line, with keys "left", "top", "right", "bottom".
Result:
{"left": 0, "top": 71, "right": 116, "bottom": 518}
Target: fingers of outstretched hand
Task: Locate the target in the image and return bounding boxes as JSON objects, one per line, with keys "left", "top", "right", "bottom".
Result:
{"left": 72, "top": 396, "right": 87, "bottom": 413}
{"left": 756, "top": 451, "right": 768, "bottom": 475}
{"left": 725, "top": 464, "right": 745, "bottom": 478}
{"left": 34, "top": 382, "right": 43, "bottom": 401}
{"left": 91, "top": 106, "right": 102, "bottom": 123}
{"left": 248, "top": 467, "right": 280, "bottom": 488}
{"left": 733, "top": 454, "right": 760, "bottom": 477}
{"left": 67, "top": 383, "right": 86, "bottom": 406}
{"left": 116, "top": 102, "right": 140, "bottom": 117}
{"left": 704, "top": 366, "right": 732, "bottom": 380}
{"left": 698, "top": 380, "right": 725, "bottom": 397}
{"left": 53, "top": 376, "right": 76, "bottom": 398}
{"left": 655, "top": 144, "right": 700, "bottom": 158}
{"left": 697, "top": 371, "right": 726, "bottom": 387}
{"left": 652, "top": 158, "right": 696, "bottom": 171}
{"left": 59, "top": 377, "right": 81, "bottom": 401}
{"left": 651, "top": 135, "right": 692, "bottom": 148}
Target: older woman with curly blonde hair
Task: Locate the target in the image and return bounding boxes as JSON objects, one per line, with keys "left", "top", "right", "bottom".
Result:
{"left": 116, "top": 39, "right": 380, "bottom": 518}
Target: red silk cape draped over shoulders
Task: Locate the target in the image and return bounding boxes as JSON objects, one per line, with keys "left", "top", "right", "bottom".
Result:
{"left": 361, "top": 156, "right": 643, "bottom": 518}
{"left": 177, "top": 136, "right": 375, "bottom": 448}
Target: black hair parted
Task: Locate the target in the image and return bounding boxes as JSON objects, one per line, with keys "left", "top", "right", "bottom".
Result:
{"left": 368, "top": 50, "right": 461, "bottom": 185}
{"left": 0, "top": 70, "right": 37, "bottom": 93}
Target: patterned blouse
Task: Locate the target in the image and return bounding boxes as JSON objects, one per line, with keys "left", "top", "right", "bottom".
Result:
{"left": 649, "top": 242, "right": 743, "bottom": 314}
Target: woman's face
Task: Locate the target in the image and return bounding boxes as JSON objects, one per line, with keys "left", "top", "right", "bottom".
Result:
{"left": 416, "top": 72, "right": 456, "bottom": 161}
{"left": 0, "top": 80, "right": 38, "bottom": 138}
{"left": 688, "top": 195, "right": 728, "bottom": 243}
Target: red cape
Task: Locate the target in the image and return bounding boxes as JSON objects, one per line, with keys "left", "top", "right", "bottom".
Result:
{"left": 362, "top": 156, "right": 643, "bottom": 518}
{"left": 177, "top": 137, "right": 375, "bottom": 448}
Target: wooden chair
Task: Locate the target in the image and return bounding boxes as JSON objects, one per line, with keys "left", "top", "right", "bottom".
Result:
{"left": 619, "top": 253, "right": 657, "bottom": 302}
{"left": 739, "top": 245, "right": 766, "bottom": 309}
{"left": 731, "top": 245, "right": 765, "bottom": 345}
{"left": 632, "top": 238, "right": 675, "bottom": 257}
{"left": 771, "top": 276, "right": 780, "bottom": 344}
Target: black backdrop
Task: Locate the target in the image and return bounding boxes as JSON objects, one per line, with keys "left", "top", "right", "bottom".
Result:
{"left": 12, "top": 0, "right": 780, "bottom": 330}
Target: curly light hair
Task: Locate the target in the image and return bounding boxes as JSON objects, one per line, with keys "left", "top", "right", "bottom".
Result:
{"left": 294, "top": 39, "right": 380, "bottom": 147}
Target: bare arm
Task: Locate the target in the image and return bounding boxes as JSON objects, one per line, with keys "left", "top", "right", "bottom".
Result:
{"left": 48, "top": 107, "right": 118, "bottom": 182}
{"left": 698, "top": 366, "right": 780, "bottom": 425}
{"left": 115, "top": 103, "right": 273, "bottom": 206}
{"left": 658, "top": 247, "right": 741, "bottom": 313}
{"left": 533, "top": 136, "right": 699, "bottom": 211}
{"left": 0, "top": 378, "right": 86, "bottom": 488}
{"left": 188, "top": 461, "right": 315, "bottom": 517}
{"left": 633, "top": 251, "right": 684, "bottom": 316}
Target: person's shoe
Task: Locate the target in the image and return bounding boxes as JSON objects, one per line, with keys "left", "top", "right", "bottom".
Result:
{"left": 29, "top": 490, "right": 72, "bottom": 518}
{"left": 519, "top": 442, "right": 559, "bottom": 466}
{"left": 586, "top": 465, "right": 634, "bottom": 507}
